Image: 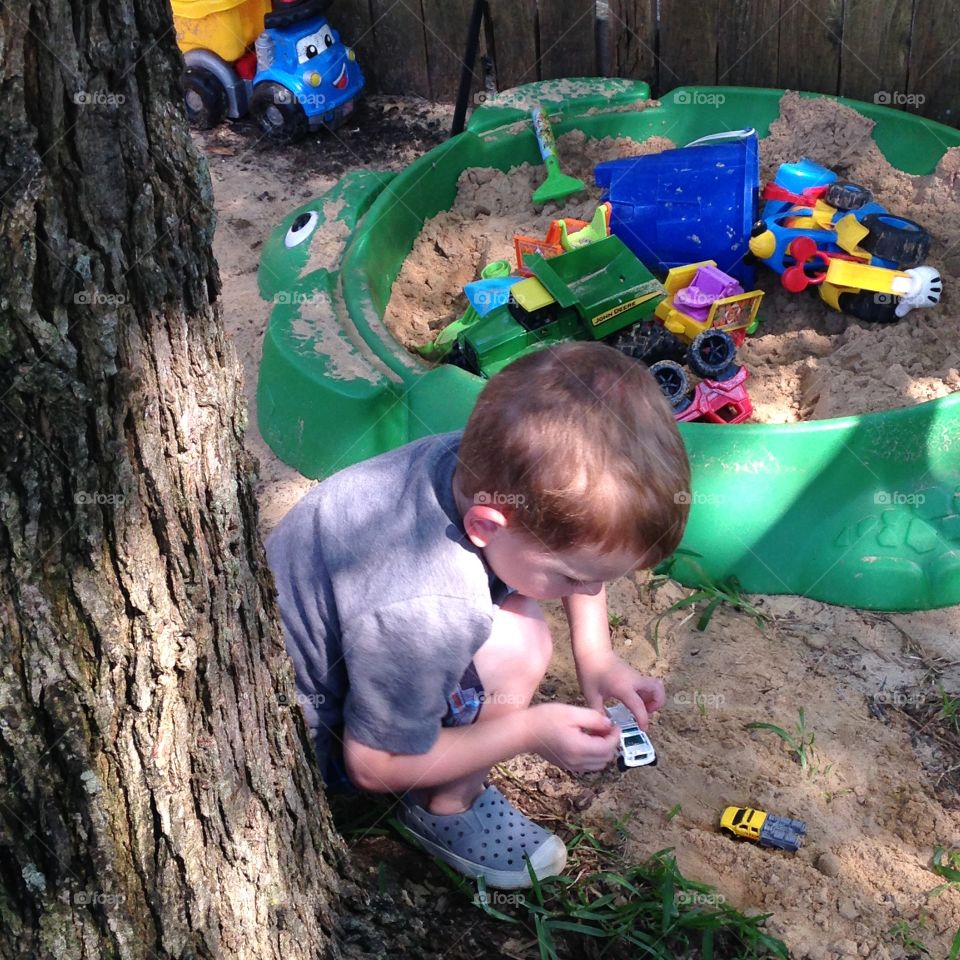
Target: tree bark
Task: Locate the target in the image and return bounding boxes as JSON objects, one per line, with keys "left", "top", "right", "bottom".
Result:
{"left": 0, "top": 2, "right": 351, "bottom": 956}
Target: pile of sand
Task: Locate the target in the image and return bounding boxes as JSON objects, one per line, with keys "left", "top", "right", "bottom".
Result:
{"left": 384, "top": 92, "right": 960, "bottom": 422}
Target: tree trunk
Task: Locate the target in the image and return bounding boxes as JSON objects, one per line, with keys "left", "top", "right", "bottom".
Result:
{"left": 0, "top": 3, "right": 352, "bottom": 956}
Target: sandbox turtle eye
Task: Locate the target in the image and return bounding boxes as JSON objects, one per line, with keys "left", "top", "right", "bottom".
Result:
{"left": 285, "top": 210, "right": 319, "bottom": 248}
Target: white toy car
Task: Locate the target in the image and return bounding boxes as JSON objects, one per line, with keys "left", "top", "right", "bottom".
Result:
{"left": 606, "top": 703, "right": 657, "bottom": 769}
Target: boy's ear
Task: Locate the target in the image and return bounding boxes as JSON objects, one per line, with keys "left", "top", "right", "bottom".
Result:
{"left": 462, "top": 504, "right": 509, "bottom": 548}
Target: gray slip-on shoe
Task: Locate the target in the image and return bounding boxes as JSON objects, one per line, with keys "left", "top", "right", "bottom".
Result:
{"left": 397, "top": 784, "right": 567, "bottom": 889}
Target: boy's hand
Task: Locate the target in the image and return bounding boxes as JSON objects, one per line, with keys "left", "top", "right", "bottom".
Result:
{"left": 530, "top": 703, "right": 620, "bottom": 773}
{"left": 580, "top": 653, "right": 666, "bottom": 730}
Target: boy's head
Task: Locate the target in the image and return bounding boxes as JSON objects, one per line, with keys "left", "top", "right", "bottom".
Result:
{"left": 454, "top": 342, "right": 691, "bottom": 599}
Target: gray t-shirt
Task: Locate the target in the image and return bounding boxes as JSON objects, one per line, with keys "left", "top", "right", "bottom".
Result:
{"left": 265, "top": 432, "right": 512, "bottom": 762}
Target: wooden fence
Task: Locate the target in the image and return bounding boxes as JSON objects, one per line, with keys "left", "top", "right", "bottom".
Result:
{"left": 333, "top": 0, "right": 958, "bottom": 126}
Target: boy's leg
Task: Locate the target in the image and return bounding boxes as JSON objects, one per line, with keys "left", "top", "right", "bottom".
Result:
{"left": 416, "top": 593, "right": 553, "bottom": 815}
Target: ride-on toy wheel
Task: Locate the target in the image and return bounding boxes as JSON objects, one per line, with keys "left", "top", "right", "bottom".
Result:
{"left": 251, "top": 83, "right": 309, "bottom": 144}
{"left": 859, "top": 213, "right": 931, "bottom": 268}
{"left": 687, "top": 330, "right": 738, "bottom": 381}
{"left": 649, "top": 360, "right": 692, "bottom": 412}
{"left": 836, "top": 290, "right": 901, "bottom": 324}
{"left": 824, "top": 180, "right": 873, "bottom": 211}
{"left": 608, "top": 322, "right": 686, "bottom": 365}
{"left": 183, "top": 68, "right": 227, "bottom": 129}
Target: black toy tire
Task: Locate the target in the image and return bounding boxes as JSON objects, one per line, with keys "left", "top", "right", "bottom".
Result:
{"left": 859, "top": 213, "right": 931, "bottom": 268}
{"left": 608, "top": 321, "right": 686, "bottom": 366}
{"left": 836, "top": 290, "right": 901, "bottom": 324}
{"left": 687, "top": 330, "right": 738, "bottom": 381}
{"left": 649, "top": 360, "right": 692, "bottom": 412}
{"left": 183, "top": 68, "right": 227, "bottom": 129}
{"left": 823, "top": 180, "right": 872, "bottom": 211}
{"left": 616, "top": 756, "right": 627, "bottom": 772}
{"left": 264, "top": 0, "right": 333, "bottom": 28}
{"left": 251, "top": 82, "right": 309, "bottom": 144}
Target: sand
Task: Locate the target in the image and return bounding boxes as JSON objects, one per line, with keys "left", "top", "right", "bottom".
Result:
{"left": 201, "top": 93, "right": 960, "bottom": 960}
{"left": 383, "top": 92, "right": 960, "bottom": 423}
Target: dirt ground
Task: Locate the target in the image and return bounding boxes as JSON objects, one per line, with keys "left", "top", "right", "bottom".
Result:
{"left": 199, "top": 95, "right": 960, "bottom": 960}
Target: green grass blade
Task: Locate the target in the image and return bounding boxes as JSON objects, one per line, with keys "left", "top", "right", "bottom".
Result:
{"left": 949, "top": 926, "right": 960, "bottom": 960}
{"left": 744, "top": 721, "right": 798, "bottom": 748}
{"left": 696, "top": 596, "right": 723, "bottom": 632}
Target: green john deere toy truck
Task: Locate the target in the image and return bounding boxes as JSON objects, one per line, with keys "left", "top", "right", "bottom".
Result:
{"left": 448, "top": 234, "right": 667, "bottom": 378}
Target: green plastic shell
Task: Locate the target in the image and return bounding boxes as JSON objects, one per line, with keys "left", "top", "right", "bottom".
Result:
{"left": 257, "top": 80, "right": 960, "bottom": 611}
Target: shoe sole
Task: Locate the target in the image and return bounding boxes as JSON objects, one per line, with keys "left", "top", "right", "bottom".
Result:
{"left": 399, "top": 820, "right": 568, "bottom": 890}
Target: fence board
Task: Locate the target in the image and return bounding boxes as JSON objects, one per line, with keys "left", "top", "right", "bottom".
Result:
{"left": 422, "top": 0, "right": 477, "bottom": 102}
{"left": 606, "top": 0, "right": 657, "bottom": 89}
{"left": 658, "top": 0, "right": 718, "bottom": 90}
{"left": 717, "top": 0, "right": 781, "bottom": 88}
{"left": 777, "top": 0, "right": 844, "bottom": 94}
{"left": 908, "top": 0, "right": 960, "bottom": 126}
{"left": 538, "top": 1, "right": 597, "bottom": 80}
{"left": 368, "top": 0, "right": 431, "bottom": 98}
{"left": 334, "top": 0, "right": 377, "bottom": 92}
{"left": 839, "top": 0, "right": 911, "bottom": 106}
{"left": 487, "top": 0, "right": 539, "bottom": 90}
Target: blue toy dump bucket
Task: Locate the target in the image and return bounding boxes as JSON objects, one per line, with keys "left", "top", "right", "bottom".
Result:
{"left": 595, "top": 129, "right": 759, "bottom": 284}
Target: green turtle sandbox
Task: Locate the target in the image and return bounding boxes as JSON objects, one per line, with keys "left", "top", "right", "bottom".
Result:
{"left": 256, "top": 79, "right": 960, "bottom": 612}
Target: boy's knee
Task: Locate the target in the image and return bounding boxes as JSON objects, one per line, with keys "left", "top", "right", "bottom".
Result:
{"left": 480, "top": 594, "right": 553, "bottom": 688}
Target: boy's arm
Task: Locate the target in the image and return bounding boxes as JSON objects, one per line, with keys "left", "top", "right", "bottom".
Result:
{"left": 563, "top": 588, "right": 666, "bottom": 729}
{"left": 343, "top": 702, "right": 618, "bottom": 792}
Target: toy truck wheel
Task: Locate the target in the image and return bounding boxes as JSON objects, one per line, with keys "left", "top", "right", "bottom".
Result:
{"left": 608, "top": 322, "right": 686, "bottom": 366}
{"left": 649, "top": 360, "right": 692, "bottom": 412}
{"left": 824, "top": 180, "right": 872, "bottom": 210}
{"left": 687, "top": 330, "right": 738, "bottom": 381}
{"left": 251, "top": 83, "right": 309, "bottom": 145}
{"left": 183, "top": 68, "right": 227, "bottom": 130}
{"left": 617, "top": 757, "right": 627, "bottom": 772}
{"left": 859, "top": 213, "right": 931, "bottom": 268}
{"left": 836, "top": 290, "right": 901, "bottom": 324}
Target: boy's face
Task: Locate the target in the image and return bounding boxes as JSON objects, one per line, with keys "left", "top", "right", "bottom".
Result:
{"left": 464, "top": 508, "right": 639, "bottom": 600}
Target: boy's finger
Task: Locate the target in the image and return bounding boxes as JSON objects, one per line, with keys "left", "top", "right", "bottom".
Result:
{"left": 622, "top": 694, "right": 650, "bottom": 730}
{"left": 576, "top": 707, "right": 615, "bottom": 734}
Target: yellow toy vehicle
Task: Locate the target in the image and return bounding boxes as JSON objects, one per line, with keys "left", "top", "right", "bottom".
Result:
{"left": 655, "top": 260, "right": 763, "bottom": 346}
{"left": 719, "top": 806, "right": 806, "bottom": 852}
{"left": 172, "top": 0, "right": 365, "bottom": 141}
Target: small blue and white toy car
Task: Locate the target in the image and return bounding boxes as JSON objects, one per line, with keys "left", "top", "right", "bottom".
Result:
{"left": 606, "top": 703, "right": 658, "bottom": 769}
{"left": 748, "top": 158, "right": 942, "bottom": 323}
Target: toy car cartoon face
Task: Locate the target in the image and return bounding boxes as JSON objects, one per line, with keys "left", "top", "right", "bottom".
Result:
{"left": 252, "top": 14, "right": 365, "bottom": 141}
{"left": 606, "top": 703, "right": 657, "bottom": 769}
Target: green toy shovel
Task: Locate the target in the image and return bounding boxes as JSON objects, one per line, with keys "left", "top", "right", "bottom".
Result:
{"left": 531, "top": 104, "right": 586, "bottom": 206}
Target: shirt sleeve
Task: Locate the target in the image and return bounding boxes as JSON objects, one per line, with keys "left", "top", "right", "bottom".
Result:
{"left": 340, "top": 596, "right": 494, "bottom": 755}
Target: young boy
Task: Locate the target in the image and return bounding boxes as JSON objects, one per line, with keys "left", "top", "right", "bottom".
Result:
{"left": 266, "top": 341, "right": 691, "bottom": 889}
